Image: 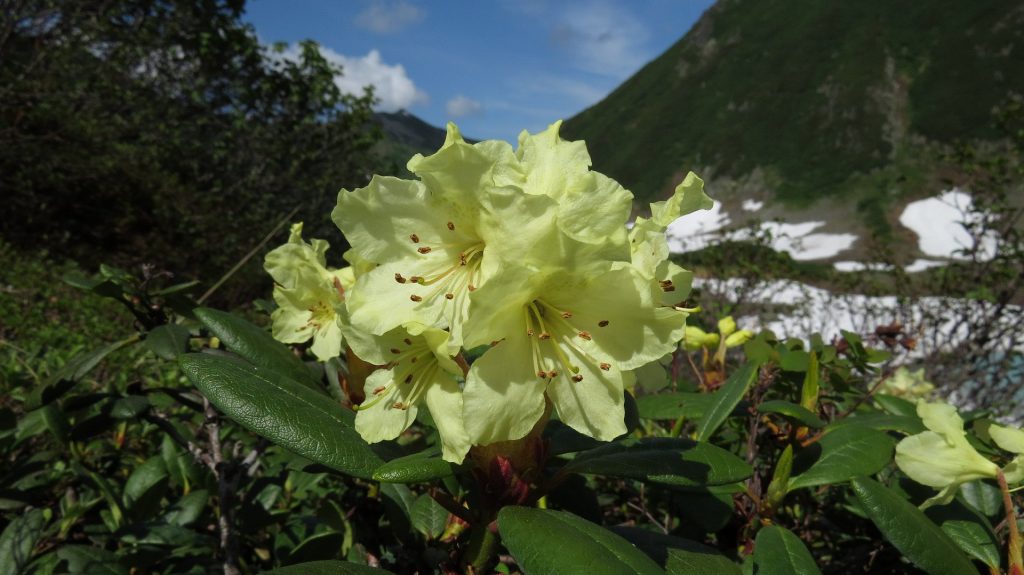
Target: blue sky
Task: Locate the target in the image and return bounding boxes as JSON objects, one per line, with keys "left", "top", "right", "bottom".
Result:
{"left": 244, "top": 0, "right": 714, "bottom": 142}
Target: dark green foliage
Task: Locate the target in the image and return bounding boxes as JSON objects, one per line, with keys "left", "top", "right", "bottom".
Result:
{"left": 0, "top": 0, "right": 379, "bottom": 303}
{"left": 563, "top": 0, "right": 1023, "bottom": 208}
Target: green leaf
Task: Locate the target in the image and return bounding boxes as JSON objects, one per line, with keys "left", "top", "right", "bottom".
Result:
{"left": 410, "top": 494, "right": 449, "bottom": 539}
{"left": 55, "top": 545, "right": 128, "bottom": 575}
{"left": 612, "top": 527, "right": 741, "bottom": 575}
{"left": 372, "top": 449, "right": 457, "bottom": 484}
{"left": 778, "top": 349, "right": 810, "bottom": 372}
{"left": 379, "top": 484, "right": 415, "bottom": 536}
{"left": 146, "top": 324, "right": 191, "bottom": 360}
{"left": 27, "top": 336, "right": 138, "bottom": 409}
{"left": 752, "top": 526, "right": 821, "bottom": 575}
{"left": 764, "top": 445, "right": 794, "bottom": 514}
{"left": 163, "top": 489, "right": 209, "bottom": 527}
{"left": 873, "top": 394, "right": 917, "bottom": 417}
{"left": 799, "top": 352, "right": 819, "bottom": 411}
{"left": 194, "top": 307, "right": 316, "bottom": 386}
{"left": 0, "top": 508, "right": 46, "bottom": 575}
{"left": 788, "top": 425, "right": 894, "bottom": 491}
{"left": 564, "top": 437, "right": 752, "bottom": 487}
{"left": 39, "top": 403, "right": 70, "bottom": 443}
{"left": 926, "top": 501, "right": 1001, "bottom": 568}
{"left": 757, "top": 401, "right": 824, "bottom": 428}
{"left": 696, "top": 362, "right": 758, "bottom": 441}
{"left": 829, "top": 412, "right": 924, "bottom": 434}
{"left": 263, "top": 561, "right": 395, "bottom": 574}
{"left": 851, "top": 476, "right": 978, "bottom": 575}
{"left": 636, "top": 393, "right": 714, "bottom": 421}
{"left": 497, "top": 507, "right": 664, "bottom": 575}
{"left": 110, "top": 395, "right": 150, "bottom": 419}
{"left": 286, "top": 531, "right": 345, "bottom": 565}
{"left": 545, "top": 419, "right": 604, "bottom": 455}
{"left": 119, "top": 523, "right": 209, "bottom": 546}
{"left": 672, "top": 488, "right": 735, "bottom": 532}
{"left": 179, "top": 353, "right": 382, "bottom": 479}
{"left": 959, "top": 480, "right": 1002, "bottom": 519}
{"left": 123, "top": 456, "right": 169, "bottom": 520}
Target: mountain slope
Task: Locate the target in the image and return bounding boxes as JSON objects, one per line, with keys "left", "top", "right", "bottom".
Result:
{"left": 563, "top": 0, "right": 1024, "bottom": 235}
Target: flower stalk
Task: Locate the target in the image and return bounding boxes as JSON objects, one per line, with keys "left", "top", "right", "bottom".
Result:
{"left": 999, "top": 469, "right": 1024, "bottom": 575}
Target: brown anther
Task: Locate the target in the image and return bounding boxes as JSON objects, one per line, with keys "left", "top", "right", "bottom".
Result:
{"left": 468, "top": 284, "right": 476, "bottom": 291}
{"left": 659, "top": 280, "right": 675, "bottom": 292}
{"left": 572, "top": 374, "right": 584, "bottom": 382}
{"left": 527, "top": 328, "right": 535, "bottom": 336}
{"left": 547, "top": 370, "right": 559, "bottom": 378}
{"left": 459, "top": 253, "right": 467, "bottom": 265}
{"left": 490, "top": 340, "right": 500, "bottom": 347}
{"left": 537, "top": 370, "right": 548, "bottom": 379}
{"left": 403, "top": 338, "right": 413, "bottom": 345}
{"left": 410, "top": 234, "right": 420, "bottom": 243}
{"left": 600, "top": 362, "right": 611, "bottom": 371}
{"left": 561, "top": 311, "right": 573, "bottom": 319}
{"left": 445, "top": 293, "right": 454, "bottom": 300}
{"left": 410, "top": 294, "right": 423, "bottom": 302}
{"left": 411, "top": 357, "right": 418, "bottom": 363}
{"left": 404, "top": 374, "right": 413, "bottom": 384}
{"left": 538, "top": 332, "right": 551, "bottom": 340}
{"left": 390, "top": 348, "right": 401, "bottom": 354}
{"left": 578, "top": 331, "right": 592, "bottom": 341}
{"left": 410, "top": 275, "right": 423, "bottom": 283}
{"left": 598, "top": 320, "right": 610, "bottom": 327}
{"left": 372, "top": 386, "right": 387, "bottom": 395}
{"left": 395, "top": 273, "right": 407, "bottom": 284}
{"left": 392, "top": 402, "right": 405, "bottom": 409}
{"left": 447, "top": 221, "right": 455, "bottom": 231}
{"left": 418, "top": 246, "right": 432, "bottom": 254}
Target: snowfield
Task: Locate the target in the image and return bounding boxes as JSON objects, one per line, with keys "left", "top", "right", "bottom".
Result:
{"left": 663, "top": 189, "right": 998, "bottom": 271}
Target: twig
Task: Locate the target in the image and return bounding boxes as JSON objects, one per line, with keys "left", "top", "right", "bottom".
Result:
{"left": 430, "top": 488, "right": 473, "bottom": 525}
{"left": 198, "top": 205, "right": 300, "bottom": 304}
{"left": 142, "top": 412, "right": 214, "bottom": 471}
{"left": 204, "top": 397, "right": 241, "bottom": 575}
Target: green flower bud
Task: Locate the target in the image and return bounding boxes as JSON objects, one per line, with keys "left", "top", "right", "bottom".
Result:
{"left": 717, "top": 316, "right": 737, "bottom": 338}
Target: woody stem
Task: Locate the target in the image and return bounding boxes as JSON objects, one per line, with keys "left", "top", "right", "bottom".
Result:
{"left": 998, "top": 469, "right": 1024, "bottom": 574}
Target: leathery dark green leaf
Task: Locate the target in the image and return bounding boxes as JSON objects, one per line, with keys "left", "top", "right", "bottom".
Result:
{"left": 565, "top": 437, "right": 752, "bottom": 487}
{"left": 851, "top": 476, "right": 977, "bottom": 575}
{"left": 787, "top": 424, "right": 894, "bottom": 491}
{"left": 753, "top": 525, "right": 821, "bottom": 575}
{"left": 179, "top": 353, "right": 382, "bottom": 479}
{"left": 194, "top": 307, "right": 317, "bottom": 386}
{"left": 498, "top": 507, "right": 664, "bottom": 575}
{"left": 696, "top": 362, "right": 759, "bottom": 441}
{"left": 372, "top": 449, "right": 457, "bottom": 483}
{"left": 612, "top": 526, "right": 741, "bottom": 575}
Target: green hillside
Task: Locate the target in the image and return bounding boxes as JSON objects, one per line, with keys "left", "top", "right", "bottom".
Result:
{"left": 563, "top": 0, "right": 1024, "bottom": 212}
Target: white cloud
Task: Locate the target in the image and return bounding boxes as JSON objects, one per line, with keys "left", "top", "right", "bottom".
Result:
{"left": 446, "top": 95, "right": 483, "bottom": 118}
{"left": 274, "top": 44, "right": 428, "bottom": 111}
{"left": 512, "top": 74, "right": 609, "bottom": 108}
{"left": 550, "top": 2, "right": 650, "bottom": 77}
{"left": 355, "top": 0, "right": 424, "bottom": 34}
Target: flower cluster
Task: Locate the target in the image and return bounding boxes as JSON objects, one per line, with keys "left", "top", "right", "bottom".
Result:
{"left": 265, "top": 121, "right": 712, "bottom": 462}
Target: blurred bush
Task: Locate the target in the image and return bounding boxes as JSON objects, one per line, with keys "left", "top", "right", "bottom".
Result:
{"left": 0, "top": 0, "right": 380, "bottom": 304}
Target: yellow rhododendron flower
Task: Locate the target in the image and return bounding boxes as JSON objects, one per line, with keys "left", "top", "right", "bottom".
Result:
{"left": 264, "top": 223, "right": 353, "bottom": 362}
{"left": 895, "top": 401, "right": 999, "bottom": 508}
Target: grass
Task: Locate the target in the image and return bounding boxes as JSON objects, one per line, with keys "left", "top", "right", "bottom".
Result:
{"left": 0, "top": 241, "right": 134, "bottom": 389}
